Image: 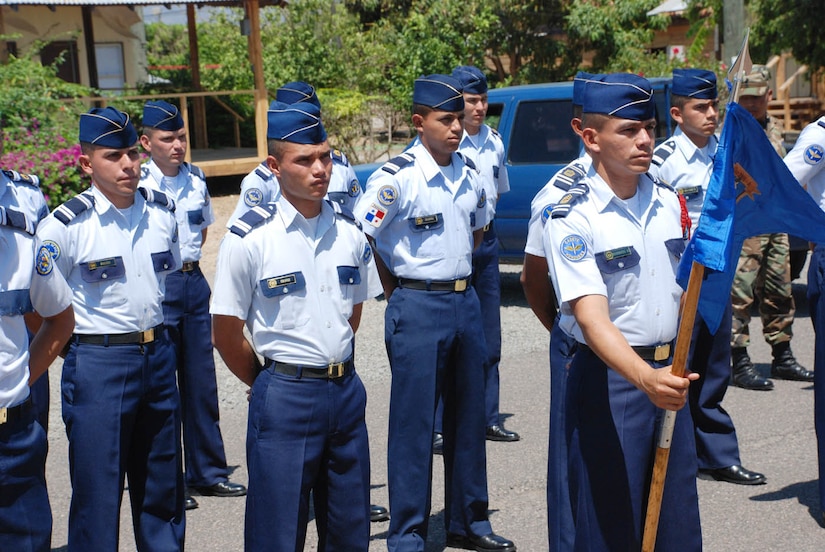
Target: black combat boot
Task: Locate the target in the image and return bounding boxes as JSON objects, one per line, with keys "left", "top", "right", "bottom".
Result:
{"left": 731, "top": 347, "right": 774, "bottom": 390}
{"left": 771, "top": 342, "right": 814, "bottom": 381}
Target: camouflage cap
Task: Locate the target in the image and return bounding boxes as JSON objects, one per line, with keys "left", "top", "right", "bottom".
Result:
{"left": 740, "top": 65, "right": 771, "bottom": 97}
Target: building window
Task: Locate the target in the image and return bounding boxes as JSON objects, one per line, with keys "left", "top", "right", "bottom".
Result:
{"left": 95, "top": 42, "right": 125, "bottom": 90}
{"left": 41, "top": 41, "right": 80, "bottom": 84}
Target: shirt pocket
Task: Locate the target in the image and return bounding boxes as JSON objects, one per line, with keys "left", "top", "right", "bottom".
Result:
{"left": 259, "top": 271, "right": 309, "bottom": 330}
{"left": 79, "top": 256, "right": 127, "bottom": 309}
{"left": 187, "top": 209, "right": 205, "bottom": 226}
{"left": 595, "top": 246, "right": 641, "bottom": 310}
{"left": 337, "top": 265, "right": 361, "bottom": 314}
{"left": 407, "top": 213, "right": 444, "bottom": 258}
{"left": 664, "top": 238, "right": 686, "bottom": 261}
{"left": 151, "top": 250, "right": 176, "bottom": 273}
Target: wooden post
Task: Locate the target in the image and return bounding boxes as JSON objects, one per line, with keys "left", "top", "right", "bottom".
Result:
{"left": 246, "top": 0, "right": 268, "bottom": 160}
{"left": 81, "top": 6, "right": 99, "bottom": 91}
{"left": 180, "top": 94, "right": 192, "bottom": 164}
{"left": 187, "top": 4, "right": 208, "bottom": 150}
{"left": 0, "top": 8, "right": 9, "bottom": 65}
{"left": 777, "top": 53, "right": 790, "bottom": 129}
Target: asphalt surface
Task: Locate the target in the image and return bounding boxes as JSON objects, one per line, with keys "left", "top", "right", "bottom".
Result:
{"left": 42, "top": 193, "right": 825, "bottom": 551}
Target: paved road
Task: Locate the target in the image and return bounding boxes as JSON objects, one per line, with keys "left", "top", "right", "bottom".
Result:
{"left": 43, "top": 193, "right": 825, "bottom": 550}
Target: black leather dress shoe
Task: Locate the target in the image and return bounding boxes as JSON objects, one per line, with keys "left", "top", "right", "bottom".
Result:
{"left": 433, "top": 432, "right": 443, "bottom": 455}
{"left": 486, "top": 424, "right": 520, "bottom": 442}
{"left": 370, "top": 504, "right": 389, "bottom": 522}
{"left": 446, "top": 532, "right": 516, "bottom": 551}
{"left": 698, "top": 464, "right": 767, "bottom": 485}
{"left": 193, "top": 481, "right": 248, "bottom": 497}
{"left": 185, "top": 490, "right": 198, "bottom": 511}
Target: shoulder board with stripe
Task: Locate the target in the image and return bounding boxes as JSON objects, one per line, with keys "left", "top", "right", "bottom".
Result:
{"left": 328, "top": 199, "right": 362, "bottom": 229}
{"left": 652, "top": 176, "right": 676, "bottom": 193}
{"left": 331, "top": 149, "right": 350, "bottom": 166}
{"left": 457, "top": 152, "right": 477, "bottom": 171}
{"left": 54, "top": 191, "right": 95, "bottom": 225}
{"left": 254, "top": 163, "right": 273, "bottom": 181}
{"left": 552, "top": 162, "right": 586, "bottom": 192}
{"left": 550, "top": 183, "right": 589, "bottom": 219}
{"left": 184, "top": 163, "right": 206, "bottom": 180}
{"left": 490, "top": 127, "right": 500, "bottom": 137}
{"left": 3, "top": 169, "right": 40, "bottom": 188}
{"left": 651, "top": 139, "right": 677, "bottom": 167}
{"left": 818, "top": 119, "right": 825, "bottom": 131}
{"left": 0, "top": 205, "right": 35, "bottom": 235}
{"left": 381, "top": 152, "right": 416, "bottom": 175}
{"left": 138, "top": 186, "right": 176, "bottom": 212}
{"left": 230, "top": 203, "right": 277, "bottom": 237}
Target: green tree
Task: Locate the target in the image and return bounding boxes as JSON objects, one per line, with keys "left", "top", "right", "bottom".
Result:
{"left": 749, "top": 0, "right": 825, "bottom": 73}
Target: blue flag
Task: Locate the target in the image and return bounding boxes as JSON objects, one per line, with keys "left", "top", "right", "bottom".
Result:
{"left": 677, "top": 102, "right": 825, "bottom": 333}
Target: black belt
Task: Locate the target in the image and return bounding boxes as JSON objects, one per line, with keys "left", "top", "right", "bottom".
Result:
{"left": 398, "top": 277, "right": 469, "bottom": 292}
{"left": 265, "top": 357, "right": 354, "bottom": 379}
{"left": 74, "top": 324, "right": 164, "bottom": 346}
{"left": 0, "top": 397, "right": 31, "bottom": 426}
{"left": 181, "top": 261, "right": 199, "bottom": 272}
{"left": 580, "top": 342, "right": 671, "bottom": 362}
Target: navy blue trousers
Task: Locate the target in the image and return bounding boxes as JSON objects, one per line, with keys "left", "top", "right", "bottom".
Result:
{"left": 163, "top": 267, "right": 229, "bottom": 487}
{"left": 0, "top": 400, "right": 51, "bottom": 552}
{"left": 385, "top": 287, "right": 492, "bottom": 551}
{"left": 807, "top": 245, "right": 825, "bottom": 513}
{"left": 547, "top": 319, "right": 577, "bottom": 552}
{"left": 687, "top": 302, "right": 741, "bottom": 470}
{"left": 30, "top": 357, "right": 50, "bottom": 432}
{"left": 62, "top": 337, "right": 185, "bottom": 552}
{"left": 435, "top": 226, "right": 503, "bottom": 431}
{"left": 566, "top": 347, "right": 702, "bottom": 552}
{"left": 244, "top": 365, "right": 370, "bottom": 552}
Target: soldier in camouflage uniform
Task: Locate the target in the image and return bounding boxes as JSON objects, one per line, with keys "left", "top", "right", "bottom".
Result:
{"left": 730, "top": 65, "right": 814, "bottom": 390}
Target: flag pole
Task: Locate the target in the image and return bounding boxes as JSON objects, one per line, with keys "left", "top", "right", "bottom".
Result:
{"left": 641, "top": 29, "right": 751, "bottom": 552}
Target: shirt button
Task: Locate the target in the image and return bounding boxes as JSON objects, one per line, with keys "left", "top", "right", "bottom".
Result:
{"left": 102, "top": 273, "right": 108, "bottom": 279}
{"left": 164, "top": 263, "right": 169, "bottom": 269}
{"left": 282, "top": 288, "right": 289, "bottom": 294}
{"left": 618, "top": 262, "right": 624, "bottom": 268}
{"left": 348, "top": 278, "right": 354, "bottom": 283}
{"left": 656, "top": 308, "right": 661, "bottom": 315}
{"left": 326, "top": 321, "right": 331, "bottom": 328}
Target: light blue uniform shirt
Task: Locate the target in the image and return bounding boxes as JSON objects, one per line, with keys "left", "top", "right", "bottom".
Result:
{"left": 785, "top": 116, "right": 825, "bottom": 212}
{"left": 0, "top": 170, "right": 49, "bottom": 224}
{"left": 649, "top": 127, "right": 717, "bottom": 230}
{"left": 227, "top": 152, "right": 362, "bottom": 226}
{"left": 544, "top": 169, "right": 684, "bottom": 346}
{"left": 0, "top": 224, "right": 72, "bottom": 407}
{"left": 211, "top": 195, "right": 381, "bottom": 366}
{"left": 141, "top": 160, "right": 214, "bottom": 262}
{"left": 458, "top": 125, "right": 509, "bottom": 214}
{"left": 353, "top": 142, "right": 492, "bottom": 281}
{"left": 37, "top": 185, "right": 181, "bottom": 335}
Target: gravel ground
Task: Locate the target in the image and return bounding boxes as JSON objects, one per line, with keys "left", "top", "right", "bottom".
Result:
{"left": 43, "top": 192, "right": 825, "bottom": 551}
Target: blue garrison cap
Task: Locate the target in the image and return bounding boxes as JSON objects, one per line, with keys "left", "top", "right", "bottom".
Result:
{"left": 582, "top": 73, "right": 655, "bottom": 120}
{"left": 275, "top": 81, "right": 321, "bottom": 108}
{"left": 79, "top": 107, "right": 138, "bottom": 148}
{"left": 672, "top": 68, "right": 717, "bottom": 99}
{"left": 451, "top": 65, "right": 488, "bottom": 95}
{"left": 573, "top": 71, "right": 602, "bottom": 107}
{"left": 143, "top": 100, "right": 184, "bottom": 131}
{"left": 267, "top": 101, "right": 327, "bottom": 144}
{"left": 413, "top": 74, "right": 464, "bottom": 112}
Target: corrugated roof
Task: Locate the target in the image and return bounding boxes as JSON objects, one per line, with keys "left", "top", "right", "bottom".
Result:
{"left": 647, "top": 0, "right": 687, "bottom": 16}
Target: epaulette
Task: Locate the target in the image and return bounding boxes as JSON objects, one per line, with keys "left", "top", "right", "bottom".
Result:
{"left": 230, "top": 203, "right": 277, "bottom": 237}
{"left": 381, "top": 152, "right": 415, "bottom": 175}
{"left": 0, "top": 205, "right": 35, "bottom": 235}
{"left": 457, "top": 152, "right": 477, "bottom": 171}
{"left": 331, "top": 149, "right": 350, "bottom": 166}
{"left": 3, "top": 169, "right": 40, "bottom": 188}
{"left": 138, "top": 186, "right": 176, "bottom": 212}
{"left": 185, "top": 162, "right": 206, "bottom": 180}
{"left": 818, "top": 119, "right": 825, "bottom": 131}
{"left": 550, "top": 183, "right": 589, "bottom": 219}
{"left": 328, "top": 199, "right": 362, "bottom": 230}
{"left": 651, "top": 175, "right": 676, "bottom": 193}
{"left": 490, "top": 127, "right": 500, "bottom": 137}
{"left": 254, "top": 163, "right": 273, "bottom": 181}
{"left": 53, "top": 191, "right": 95, "bottom": 225}
{"left": 651, "top": 139, "right": 676, "bottom": 167}
{"left": 552, "top": 162, "right": 586, "bottom": 192}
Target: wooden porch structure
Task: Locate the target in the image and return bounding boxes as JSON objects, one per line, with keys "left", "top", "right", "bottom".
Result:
{"left": 0, "top": 0, "right": 282, "bottom": 178}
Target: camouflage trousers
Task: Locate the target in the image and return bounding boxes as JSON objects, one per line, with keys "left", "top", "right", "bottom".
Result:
{"left": 730, "top": 233, "right": 794, "bottom": 348}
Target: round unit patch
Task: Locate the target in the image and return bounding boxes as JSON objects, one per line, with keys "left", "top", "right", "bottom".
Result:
{"left": 43, "top": 239, "right": 61, "bottom": 261}
{"left": 36, "top": 245, "right": 53, "bottom": 275}
{"left": 349, "top": 179, "right": 360, "bottom": 197}
{"left": 377, "top": 185, "right": 397, "bottom": 206}
{"left": 244, "top": 188, "right": 264, "bottom": 207}
{"left": 560, "top": 234, "right": 587, "bottom": 262}
{"left": 804, "top": 144, "right": 824, "bottom": 165}
{"left": 363, "top": 243, "right": 373, "bottom": 264}
{"left": 477, "top": 189, "right": 487, "bottom": 208}
{"left": 540, "top": 204, "right": 554, "bottom": 224}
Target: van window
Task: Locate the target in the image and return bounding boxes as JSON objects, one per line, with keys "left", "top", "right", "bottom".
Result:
{"left": 487, "top": 103, "right": 504, "bottom": 131}
{"left": 508, "top": 100, "right": 578, "bottom": 164}
{"left": 653, "top": 89, "right": 672, "bottom": 144}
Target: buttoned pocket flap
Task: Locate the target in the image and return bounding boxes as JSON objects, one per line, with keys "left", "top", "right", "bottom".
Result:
{"left": 665, "top": 238, "right": 686, "bottom": 259}
{"left": 187, "top": 209, "right": 205, "bottom": 225}
{"left": 337, "top": 266, "right": 361, "bottom": 286}
{"left": 327, "top": 192, "right": 348, "bottom": 206}
{"left": 408, "top": 213, "right": 444, "bottom": 232}
{"left": 151, "top": 250, "right": 176, "bottom": 273}
{"left": 80, "top": 257, "right": 125, "bottom": 283}
{"left": 260, "top": 272, "right": 306, "bottom": 298}
{"left": 595, "top": 246, "right": 640, "bottom": 274}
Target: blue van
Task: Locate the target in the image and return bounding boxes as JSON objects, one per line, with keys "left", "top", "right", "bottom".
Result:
{"left": 354, "top": 77, "right": 675, "bottom": 263}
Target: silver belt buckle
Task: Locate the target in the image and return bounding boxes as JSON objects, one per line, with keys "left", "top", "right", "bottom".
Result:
{"left": 454, "top": 279, "right": 467, "bottom": 292}
{"left": 139, "top": 328, "right": 155, "bottom": 345}
{"left": 327, "top": 362, "right": 345, "bottom": 378}
{"left": 654, "top": 344, "right": 670, "bottom": 362}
